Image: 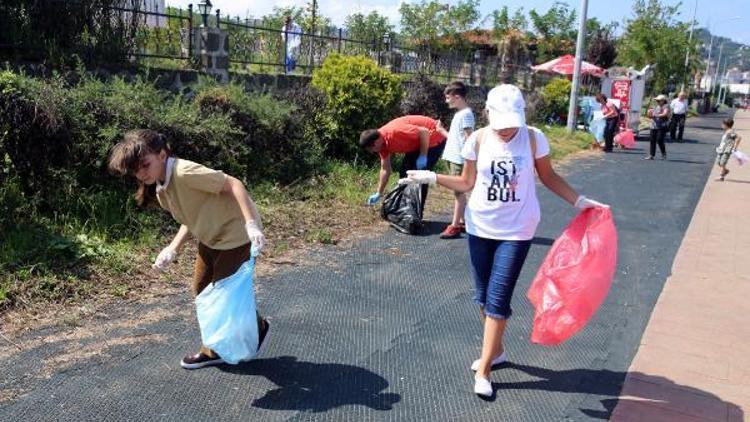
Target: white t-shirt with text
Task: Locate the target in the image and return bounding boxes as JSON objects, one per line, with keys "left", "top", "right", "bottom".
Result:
{"left": 461, "top": 126, "right": 550, "bottom": 240}
{"left": 442, "top": 108, "right": 475, "bottom": 164}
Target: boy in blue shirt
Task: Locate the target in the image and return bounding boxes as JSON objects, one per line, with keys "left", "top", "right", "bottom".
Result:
{"left": 437, "top": 81, "right": 475, "bottom": 238}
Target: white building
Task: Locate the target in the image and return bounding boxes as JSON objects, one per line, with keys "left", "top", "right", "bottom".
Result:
{"left": 145, "top": 0, "right": 166, "bottom": 27}
{"left": 725, "top": 68, "right": 743, "bottom": 84}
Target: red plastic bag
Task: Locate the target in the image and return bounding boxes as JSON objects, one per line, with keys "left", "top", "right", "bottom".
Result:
{"left": 527, "top": 207, "right": 618, "bottom": 345}
{"left": 614, "top": 129, "right": 635, "bottom": 149}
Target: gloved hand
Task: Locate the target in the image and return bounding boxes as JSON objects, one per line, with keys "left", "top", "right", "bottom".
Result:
{"left": 366, "top": 192, "right": 381, "bottom": 205}
{"left": 152, "top": 246, "right": 177, "bottom": 272}
{"left": 416, "top": 155, "right": 428, "bottom": 170}
{"left": 574, "top": 195, "right": 609, "bottom": 210}
{"left": 398, "top": 170, "right": 437, "bottom": 185}
{"left": 245, "top": 220, "right": 265, "bottom": 256}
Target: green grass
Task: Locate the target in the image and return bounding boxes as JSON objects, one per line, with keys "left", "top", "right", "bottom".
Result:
{"left": 541, "top": 125, "right": 596, "bottom": 160}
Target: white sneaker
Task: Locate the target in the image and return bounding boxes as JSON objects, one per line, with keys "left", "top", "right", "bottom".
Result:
{"left": 471, "top": 351, "right": 507, "bottom": 372}
{"left": 474, "top": 375, "right": 493, "bottom": 397}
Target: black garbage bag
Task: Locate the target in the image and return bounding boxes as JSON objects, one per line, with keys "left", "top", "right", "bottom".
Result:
{"left": 380, "top": 184, "right": 423, "bottom": 234}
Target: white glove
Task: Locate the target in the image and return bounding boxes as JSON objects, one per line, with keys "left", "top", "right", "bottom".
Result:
{"left": 398, "top": 170, "right": 437, "bottom": 185}
{"left": 574, "top": 195, "right": 609, "bottom": 210}
{"left": 152, "top": 246, "right": 177, "bottom": 271}
{"left": 245, "top": 220, "right": 265, "bottom": 256}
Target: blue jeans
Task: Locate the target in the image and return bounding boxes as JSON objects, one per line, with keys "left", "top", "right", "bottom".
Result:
{"left": 285, "top": 56, "right": 296, "bottom": 73}
{"left": 467, "top": 235, "right": 532, "bottom": 319}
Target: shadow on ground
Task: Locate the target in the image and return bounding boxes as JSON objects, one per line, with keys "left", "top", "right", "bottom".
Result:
{"left": 219, "top": 356, "right": 401, "bottom": 413}
{"left": 491, "top": 363, "right": 743, "bottom": 420}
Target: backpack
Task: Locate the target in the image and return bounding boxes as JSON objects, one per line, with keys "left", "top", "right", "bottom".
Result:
{"left": 380, "top": 183, "right": 423, "bottom": 235}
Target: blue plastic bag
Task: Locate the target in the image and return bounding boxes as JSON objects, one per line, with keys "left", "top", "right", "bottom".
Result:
{"left": 195, "top": 258, "right": 258, "bottom": 364}
{"left": 589, "top": 116, "right": 605, "bottom": 142}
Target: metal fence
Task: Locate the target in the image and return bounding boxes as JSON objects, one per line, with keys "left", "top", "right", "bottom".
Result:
{"left": 0, "top": 1, "right": 193, "bottom": 65}
{"left": 111, "top": 4, "right": 194, "bottom": 62}
{"left": 0, "top": 2, "right": 537, "bottom": 86}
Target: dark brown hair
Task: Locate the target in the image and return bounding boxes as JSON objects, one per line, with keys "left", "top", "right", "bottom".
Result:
{"left": 723, "top": 118, "right": 734, "bottom": 129}
{"left": 108, "top": 129, "right": 170, "bottom": 207}
{"left": 359, "top": 129, "right": 381, "bottom": 149}
{"left": 444, "top": 81, "right": 467, "bottom": 98}
{"left": 595, "top": 93, "right": 607, "bottom": 103}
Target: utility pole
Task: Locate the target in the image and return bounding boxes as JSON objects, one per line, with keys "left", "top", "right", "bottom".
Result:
{"left": 681, "top": 0, "right": 698, "bottom": 92}
{"left": 712, "top": 42, "right": 725, "bottom": 105}
{"left": 566, "top": 0, "right": 588, "bottom": 132}
{"left": 308, "top": 0, "right": 317, "bottom": 71}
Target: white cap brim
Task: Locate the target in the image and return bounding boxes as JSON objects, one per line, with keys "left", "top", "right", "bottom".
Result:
{"left": 487, "top": 108, "right": 525, "bottom": 130}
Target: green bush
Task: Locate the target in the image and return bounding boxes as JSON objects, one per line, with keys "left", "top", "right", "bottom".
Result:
{"left": 193, "top": 78, "right": 325, "bottom": 184}
{"left": 312, "top": 54, "right": 403, "bottom": 160}
{"left": 541, "top": 77, "right": 572, "bottom": 123}
{"left": 0, "top": 70, "right": 72, "bottom": 216}
{"left": 400, "top": 73, "right": 451, "bottom": 124}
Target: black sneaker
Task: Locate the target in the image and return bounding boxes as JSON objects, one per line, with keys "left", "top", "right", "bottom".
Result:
{"left": 660, "top": 154, "right": 667, "bottom": 160}
{"left": 258, "top": 319, "right": 270, "bottom": 352}
{"left": 180, "top": 352, "right": 225, "bottom": 369}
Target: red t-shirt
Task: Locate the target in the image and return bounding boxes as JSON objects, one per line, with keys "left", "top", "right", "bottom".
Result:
{"left": 378, "top": 115, "right": 446, "bottom": 159}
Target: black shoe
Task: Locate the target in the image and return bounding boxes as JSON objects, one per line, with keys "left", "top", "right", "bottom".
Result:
{"left": 258, "top": 319, "right": 270, "bottom": 352}
{"left": 180, "top": 352, "right": 225, "bottom": 369}
{"left": 660, "top": 154, "right": 667, "bottom": 160}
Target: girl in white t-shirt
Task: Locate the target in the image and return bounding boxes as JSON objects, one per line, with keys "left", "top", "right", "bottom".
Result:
{"left": 400, "top": 85, "right": 608, "bottom": 398}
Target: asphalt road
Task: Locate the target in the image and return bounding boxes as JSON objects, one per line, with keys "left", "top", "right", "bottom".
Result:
{"left": 0, "top": 112, "right": 728, "bottom": 421}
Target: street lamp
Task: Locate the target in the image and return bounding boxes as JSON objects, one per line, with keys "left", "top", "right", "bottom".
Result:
{"left": 197, "top": 0, "right": 212, "bottom": 28}
{"left": 383, "top": 32, "right": 391, "bottom": 52}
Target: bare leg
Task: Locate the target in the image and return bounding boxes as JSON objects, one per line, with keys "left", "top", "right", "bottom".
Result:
{"left": 451, "top": 191, "right": 466, "bottom": 227}
{"left": 476, "top": 315, "right": 507, "bottom": 380}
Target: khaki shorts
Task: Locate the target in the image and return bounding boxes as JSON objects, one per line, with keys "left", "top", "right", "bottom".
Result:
{"left": 447, "top": 161, "right": 463, "bottom": 176}
{"left": 716, "top": 152, "right": 732, "bottom": 167}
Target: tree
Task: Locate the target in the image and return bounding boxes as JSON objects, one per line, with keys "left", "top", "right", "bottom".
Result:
{"left": 585, "top": 20, "right": 618, "bottom": 69}
{"left": 528, "top": 2, "right": 577, "bottom": 62}
{"left": 399, "top": 0, "right": 480, "bottom": 50}
{"left": 344, "top": 11, "right": 394, "bottom": 44}
{"left": 491, "top": 6, "right": 530, "bottom": 78}
{"left": 491, "top": 6, "right": 528, "bottom": 36}
{"left": 618, "top": 0, "right": 697, "bottom": 93}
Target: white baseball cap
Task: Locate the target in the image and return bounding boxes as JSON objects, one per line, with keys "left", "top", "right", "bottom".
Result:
{"left": 486, "top": 84, "right": 526, "bottom": 130}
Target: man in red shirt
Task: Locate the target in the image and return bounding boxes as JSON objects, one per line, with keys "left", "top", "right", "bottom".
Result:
{"left": 359, "top": 115, "right": 447, "bottom": 207}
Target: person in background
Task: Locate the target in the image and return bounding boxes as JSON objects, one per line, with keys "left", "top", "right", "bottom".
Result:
{"left": 436, "top": 81, "right": 475, "bottom": 239}
{"left": 595, "top": 93, "right": 619, "bottom": 152}
{"left": 715, "top": 118, "right": 742, "bottom": 181}
{"left": 359, "top": 115, "right": 447, "bottom": 212}
{"left": 669, "top": 91, "right": 688, "bottom": 142}
{"left": 281, "top": 15, "right": 302, "bottom": 73}
{"left": 645, "top": 95, "right": 670, "bottom": 160}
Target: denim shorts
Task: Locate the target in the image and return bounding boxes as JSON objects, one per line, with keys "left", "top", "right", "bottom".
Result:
{"left": 467, "top": 234, "right": 532, "bottom": 319}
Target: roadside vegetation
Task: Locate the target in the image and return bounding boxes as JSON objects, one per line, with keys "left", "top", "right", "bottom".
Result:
{"left": 0, "top": 56, "right": 594, "bottom": 319}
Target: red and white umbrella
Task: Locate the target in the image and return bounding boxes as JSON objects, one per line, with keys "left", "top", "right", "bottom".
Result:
{"left": 531, "top": 54, "right": 604, "bottom": 77}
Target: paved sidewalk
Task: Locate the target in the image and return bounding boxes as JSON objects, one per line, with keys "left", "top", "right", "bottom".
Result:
{"left": 611, "top": 110, "right": 750, "bottom": 421}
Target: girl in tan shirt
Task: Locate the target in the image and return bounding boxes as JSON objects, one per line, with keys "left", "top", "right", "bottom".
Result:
{"left": 109, "top": 129, "right": 270, "bottom": 369}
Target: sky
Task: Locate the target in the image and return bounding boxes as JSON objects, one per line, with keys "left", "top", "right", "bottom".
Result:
{"left": 165, "top": 0, "right": 749, "bottom": 44}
